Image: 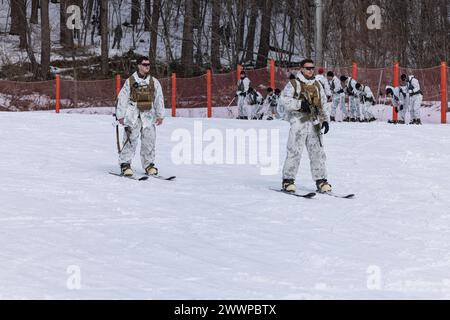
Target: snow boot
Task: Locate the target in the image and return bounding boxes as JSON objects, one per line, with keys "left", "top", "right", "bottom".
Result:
{"left": 350, "top": 118, "right": 356, "bottom": 122}
{"left": 145, "top": 163, "right": 158, "bottom": 175}
{"left": 343, "top": 117, "right": 350, "bottom": 122}
{"left": 282, "top": 179, "right": 296, "bottom": 193}
{"left": 398, "top": 120, "right": 405, "bottom": 124}
{"left": 369, "top": 117, "right": 376, "bottom": 122}
{"left": 409, "top": 119, "right": 416, "bottom": 125}
{"left": 316, "top": 179, "right": 332, "bottom": 193}
{"left": 120, "top": 163, "right": 133, "bottom": 176}
{"left": 330, "top": 116, "right": 336, "bottom": 122}
{"left": 416, "top": 119, "right": 422, "bottom": 125}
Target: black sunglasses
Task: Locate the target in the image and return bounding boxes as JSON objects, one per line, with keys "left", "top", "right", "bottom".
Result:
{"left": 140, "top": 63, "right": 151, "bottom": 67}
{"left": 304, "top": 66, "right": 315, "bottom": 71}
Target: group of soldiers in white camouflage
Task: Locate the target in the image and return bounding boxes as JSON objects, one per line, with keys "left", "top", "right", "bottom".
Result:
{"left": 235, "top": 70, "right": 284, "bottom": 121}
{"left": 385, "top": 74, "right": 423, "bottom": 125}
{"left": 114, "top": 56, "right": 423, "bottom": 195}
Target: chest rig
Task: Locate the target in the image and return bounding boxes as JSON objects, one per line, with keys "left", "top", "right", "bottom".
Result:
{"left": 129, "top": 75, "right": 155, "bottom": 112}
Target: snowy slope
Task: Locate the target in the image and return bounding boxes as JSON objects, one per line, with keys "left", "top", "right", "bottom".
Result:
{"left": 1, "top": 112, "right": 450, "bottom": 299}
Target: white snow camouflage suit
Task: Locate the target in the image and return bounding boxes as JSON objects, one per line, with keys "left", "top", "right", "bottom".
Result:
{"left": 344, "top": 77, "right": 360, "bottom": 120}
{"left": 281, "top": 73, "right": 329, "bottom": 182}
{"left": 386, "top": 85, "right": 408, "bottom": 122}
{"left": 357, "top": 84, "right": 375, "bottom": 120}
{"left": 264, "top": 93, "right": 282, "bottom": 119}
{"left": 329, "top": 75, "right": 346, "bottom": 119}
{"left": 247, "top": 90, "right": 264, "bottom": 119}
{"left": 116, "top": 72, "right": 165, "bottom": 170}
{"left": 406, "top": 75, "right": 423, "bottom": 121}
{"left": 236, "top": 76, "right": 251, "bottom": 118}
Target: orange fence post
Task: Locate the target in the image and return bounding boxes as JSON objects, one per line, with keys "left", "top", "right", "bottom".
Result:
{"left": 441, "top": 62, "right": 447, "bottom": 124}
{"left": 270, "top": 59, "right": 276, "bottom": 89}
{"left": 393, "top": 62, "right": 400, "bottom": 122}
{"left": 115, "top": 74, "right": 122, "bottom": 97}
{"left": 171, "top": 73, "right": 177, "bottom": 117}
{"left": 207, "top": 69, "right": 212, "bottom": 118}
{"left": 352, "top": 62, "right": 358, "bottom": 80}
{"left": 237, "top": 64, "right": 242, "bottom": 81}
{"left": 55, "top": 74, "right": 60, "bottom": 113}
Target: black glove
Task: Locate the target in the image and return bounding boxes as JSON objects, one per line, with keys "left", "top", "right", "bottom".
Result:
{"left": 394, "top": 107, "right": 399, "bottom": 113}
{"left": 299, "top": 100, "right": 311, "bottom": 113}
{"left": 239, "top": 92, "right": 246, "bottom": 97}
{"left": 399, "top": 105, "right": 404, "bottom": 111}
{"left": 322, "top": 121, "right": 329, "bottom": 134}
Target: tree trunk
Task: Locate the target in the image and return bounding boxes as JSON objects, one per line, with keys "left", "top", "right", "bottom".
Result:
{"left": 235, "top": 0, "right": 245, "bottom": 64}
{"left": 244, "top": 0, "right": 258, "bottom": 64}
{"left": 100, "top": 0, "right": 109, "bottom": 76}
{"left": 18, "top": 0, "right": 27, "bottom": 49}
{"left": 60, "top": 0, "right": 75, "bottom": 48}
{"left": 210, "top": 0, "right": 221, "bottom": 71}
{"left": 41, "top": 0, "right": 51, "bottom": 80}
{"left": 10, "top": 0, "right": 27, "bottom": 49}
{"left": 256, "top": 0, "right": 273, "bottom": 68}
{"left": 131, "top": 0, "right": 140, "bottom": 26}
{"left": 181, "top": 0, "right": 194, "bottom": 76}
{"left": 31, "top": 0, "right": 40, "bottom": 24}
{"left": 144, "top": 0, "right": 151, "bottom": 31}
{"left": 10, "top": 1, "right": 21, "bottom": 35}
{"left": 83, "top": 0, "right": 94, "bottom": 46}
{"left": 149, "top": 0, "right": 161, "bottom": 73}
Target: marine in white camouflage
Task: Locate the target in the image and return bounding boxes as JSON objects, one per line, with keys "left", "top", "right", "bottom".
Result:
{"left": 116, "top": 57, "right": 165, "bottom": 176}
{"left": 281, "top": 60, "right": 331, "bottom": 193}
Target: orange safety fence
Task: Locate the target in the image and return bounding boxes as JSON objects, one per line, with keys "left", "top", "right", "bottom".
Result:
{"left": 0, "top": 61, "right": 448, "bottom": 123}
{"left": 0, "top": 80, "right": 56, "bottom": 111}
{"left": 59, "top": 78, "right": 116, "bottom": 109}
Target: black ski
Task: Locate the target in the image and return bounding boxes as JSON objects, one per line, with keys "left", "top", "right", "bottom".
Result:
{"left": 318, "top": 191, "right": 355, "bottom": 199}
{"left": 109, "top": 172, "right": 149, "bottom": 181}
{"left": 296, "top": 187, "right": 355, "bottom": 199}
{"left": 269, "top": 187, "right": 316, "bottom": 198}
{"left": 145, "top": 174, "right": 176, "bottom": 181}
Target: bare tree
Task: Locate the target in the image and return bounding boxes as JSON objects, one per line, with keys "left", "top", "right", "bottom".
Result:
{"left": 150, "top": 0, "right": 161, "bottom": 73}
{"left": 256, "top": 0, "right": 273, "bottom": 68}
{"left": 131, "top": 0, "right": 141, "bottom": 25}
{"left": 244, "top": 0, "right": 258, "bottom": 64}
{"left": 9, "top": 0, "right": 27, "bottom": 49}
{"left": 144, "top": 0, "right": 151, "bottom": 31}
{"left": 41, "top": 0, "right": 51, "bottom": 80}
{"left": 30, "top": 0, "right": 40, "bottom": 24}
{"left": 100, "top": 0, "right": 109, "bottom": 76}
{"left": 211, "top": 0, "right": 222, "bottom": 71}
{"left": 181, "top": 0, "right": 194, "bottom": 76}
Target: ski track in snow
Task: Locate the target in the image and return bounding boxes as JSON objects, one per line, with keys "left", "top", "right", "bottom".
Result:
{"left": 1, "top": 112, "right": 450, "bottom": 299}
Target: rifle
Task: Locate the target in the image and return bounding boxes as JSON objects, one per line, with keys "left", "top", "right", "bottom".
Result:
{"left": 299, "top": 90, "right": 323, "bottom": 147}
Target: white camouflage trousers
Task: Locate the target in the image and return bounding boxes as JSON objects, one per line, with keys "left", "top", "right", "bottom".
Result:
{"left": 118, "top": 118, "right": 157, "bottom": 170}
{"left": 331, "top": 93, "right": 346, "bottom": 118}
{"left": 398, "top": 103, "right": 407, "bottom": 121}
{"left": 282, "top": 117, "right": 328, "bottom": 182}
{"left": 361, "top": 101, "right": 374, "bottom": 120}
{"left": 237, "top": 95, "right": 248, "bottom": 118}
{"left": 409, "top": 94, "right": 423, "bottom": 120}
{"left": 349, "top": 96, "right": 360, "bottom": 119}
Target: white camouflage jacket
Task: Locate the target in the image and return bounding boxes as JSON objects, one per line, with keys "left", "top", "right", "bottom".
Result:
{"left": 116, "top": 72, "right": 165, "bottom": 128}
{"left": 281, "top": 73, "right": 329, "bottom": 123}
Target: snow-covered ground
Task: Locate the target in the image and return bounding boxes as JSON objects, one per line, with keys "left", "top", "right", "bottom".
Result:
{"left": 1, "top": 112, "right": 450, "bottom": 299}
